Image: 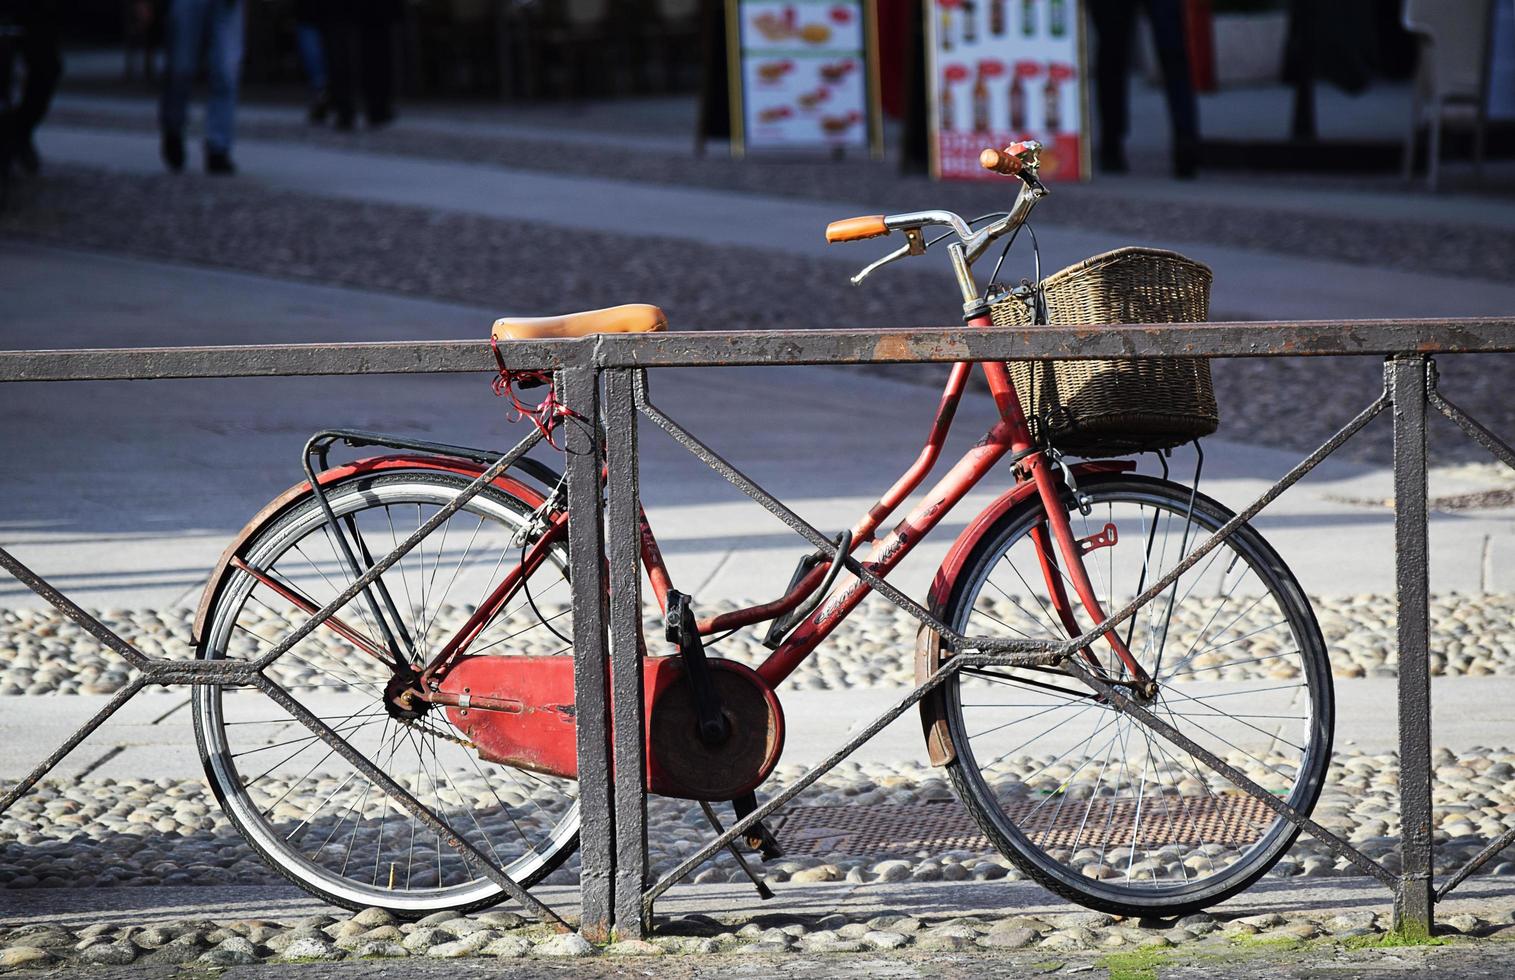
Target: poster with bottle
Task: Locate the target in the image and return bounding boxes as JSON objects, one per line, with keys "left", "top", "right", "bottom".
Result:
{"left": 727, "top": 0, "right": 883, "bottom": 156}
{"left": 926, "top": 0, "right": 1088, "bottom": 181}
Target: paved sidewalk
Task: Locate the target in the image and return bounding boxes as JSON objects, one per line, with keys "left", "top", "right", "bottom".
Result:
{"left": 5, "top": 88, "right": 1515, "bottom": 970}
{"left": 29, "top": 124, "right": 1515, "bottom": 324}
{"left": 7, "top": 875, "right": 1515, "bottom": 933}
{"left": 6, "top": 244, "right": 1514, "bottom": 608}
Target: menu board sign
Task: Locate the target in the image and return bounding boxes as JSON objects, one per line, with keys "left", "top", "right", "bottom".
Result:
{"left": 926, "top": 0, "right": 1088, "bottom": 181}
{"left": 727, "top": 0, "right": 882, "bottom": 156}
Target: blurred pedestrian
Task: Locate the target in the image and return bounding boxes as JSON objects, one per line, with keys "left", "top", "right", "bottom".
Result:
{"left": 322, "top": 0, "right": 399, "bottom": 131}
{"left": 160, "top": 0, "right": 243, "bottom": 175}
{"left": 1089, "top": 0, "right": 1200, "bottom": 179}
{"left": 293, "top": 0, "right": 329, "bottom": 123}
{"left": 0, "top": 0, "right": 63, "bottom": 175}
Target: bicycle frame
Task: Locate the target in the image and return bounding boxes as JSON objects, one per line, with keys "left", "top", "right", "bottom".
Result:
{"left": 412, "top": 316, "right": 1149, "bottom": 699}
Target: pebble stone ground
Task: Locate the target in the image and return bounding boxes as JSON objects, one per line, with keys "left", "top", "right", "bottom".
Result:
{"left": 40, "top": 105, "right": 1515, "bottom": 286}
{"left": 6, "top": 744, "right": 1515, "bottom": 894}
{"left": 6, "top": 110, "right": 1515, "bottom": 968}
{"left": 5, "top": 900, "right": 1512, "bottom": 971}
{"left": 4, "top": 592, "right": 1515, "bottom": 697}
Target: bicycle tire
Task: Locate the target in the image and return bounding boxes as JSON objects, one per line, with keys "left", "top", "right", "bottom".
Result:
{"left": 193, "top": 471, "right": 581, "bottom": 917}
{"left": 939, "top": 474, "right": 1333, "bottom": 918}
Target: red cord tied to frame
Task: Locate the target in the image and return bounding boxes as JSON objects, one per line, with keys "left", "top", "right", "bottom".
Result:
{"left": 490, "top": 337, "right": 575, "bottom": 450}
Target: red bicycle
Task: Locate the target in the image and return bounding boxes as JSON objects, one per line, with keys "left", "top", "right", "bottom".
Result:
{"left": 191, "top": 142, "right": 1331, "bottom": 919}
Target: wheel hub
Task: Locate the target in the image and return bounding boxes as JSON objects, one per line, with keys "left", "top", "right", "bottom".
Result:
{"left": 384, "top": 671, "right": 429, "bottom": 721}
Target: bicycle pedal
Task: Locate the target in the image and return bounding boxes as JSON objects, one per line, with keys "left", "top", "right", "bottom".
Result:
{"left": 745, "top": 828, "right": 784, "bottom": 862}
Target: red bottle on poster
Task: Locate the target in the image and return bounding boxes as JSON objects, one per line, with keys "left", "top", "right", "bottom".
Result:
{"left": 941, "top": 62, "right": 969, "bottom": 132}
{"left": 1044, "top": 62, "right": 1075, "bottom": 134}
{"left": 972, "top": 60, "right": 1003, "bottom": 133}
{"left": 1010, "top": 60, "right": 1039, "bottom": 132}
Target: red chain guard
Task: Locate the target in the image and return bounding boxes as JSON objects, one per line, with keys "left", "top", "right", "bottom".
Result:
{"left": 439, "top": 654, "right": 785, "bottom": 801}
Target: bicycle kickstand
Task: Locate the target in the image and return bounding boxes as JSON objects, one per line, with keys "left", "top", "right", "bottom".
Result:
{"left": 699, "top": 801, "right": 775, "bottom": 901}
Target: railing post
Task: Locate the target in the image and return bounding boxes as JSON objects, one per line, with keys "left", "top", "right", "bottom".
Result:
{"left": 561, "top": 365, "right": 615, "bottom": 942}
{"left": 604, "top": 368, "right": 649, "bottom": 939}
{"left": 1390, "top": 354, "right": 1434, "bottom": 938}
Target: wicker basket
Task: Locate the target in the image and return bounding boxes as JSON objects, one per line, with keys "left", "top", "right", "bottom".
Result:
{"left": 990, "top": 246, "right": 1219, "bottom": 457}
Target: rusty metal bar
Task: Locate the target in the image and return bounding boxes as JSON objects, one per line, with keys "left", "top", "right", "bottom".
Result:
{"left": 1430, "top": 373, "right": 1515, "bottom": 900}
{"left": 7, "top": 319, "right": 1515, "bottom": 940}
{"left": 0, "top": 538, "right": 568, "bottom": 926}
{"left": 1428, "top": 377, "right": 1515, "bottom": 474}
{"left": 1391, "top": 356, "right": 1435, "bottom": 937}
{"left": 585, "top": 317, "right": 1515, "bottom": 368}
{"left": 246, "top": 429, "right": 542, "bottom": 673}
{"left": 0, "top": 546, "right": 154, "bottom": 671}
{"left": 635, "top": 385, "right": 1398, "bottom": 918}
{"left": 632, "top": 372, "right": 1057, "bottom": 659}
{"left": 255, "top": 675, "right": 568, "bottom": 928}
{"left": 0, "top": 543, "right": 260, "bottom": 815}
{"left": 0, "top": 678, "right": 146, "bottom": 814}
{"left": 1438, "top": 825, "right": 1515, "bottom": 899}
{"left": 604, "top": 368, "right": 650, "bottom": 939}
{"left": 0, "top": 339, "right": 568, "bottom": 382}
{"left": 1058, "top": 658, "right": 1398, "bottom": 888}
{"left": 960, "top": 388, "right": 1389, "bottom": 669}
{"left": 640, "top": 647, "right": 981, "bottom": 914}
{"left": 560, "top": 365, "right": 615, "bottom": 942}
{"left": 7, "top": 317, "right": 1515, "bottom": 384}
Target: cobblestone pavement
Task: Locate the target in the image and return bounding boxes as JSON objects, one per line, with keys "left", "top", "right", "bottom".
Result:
{"left": 2, "top": 870, "right": 1514, "bottom": 970}
{"left": 6, "top": 108, "right": 1515, "bottom": 977}
{"left": 3, "top": 165, "right": 1515, "bottom": 464}
{"left": 10, "top": 940, "right": 1515, "bottom": 980}
{"left": 42, "top": 106, "right": 1515, "bottom": 285}
{"left": 4, "top": 745, "right": 1515, "bottom": 894}
{"left": 4, "top": 592, "right": 1513, "bottom": 697}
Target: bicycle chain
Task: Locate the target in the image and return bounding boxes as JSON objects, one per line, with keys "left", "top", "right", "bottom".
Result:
{"left": 399, "top": 714, "right": 475, "bottom": 750}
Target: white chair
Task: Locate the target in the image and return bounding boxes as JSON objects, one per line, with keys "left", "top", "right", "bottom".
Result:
{"left": 1402, "top": 0, "right": 1494, "bottom": 191}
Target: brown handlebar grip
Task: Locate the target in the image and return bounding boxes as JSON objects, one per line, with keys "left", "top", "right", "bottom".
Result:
{"left": 979, "top": 146, "right": 1026, "bottom": 176}
{"left": 825, "top": 215, "right": 890, "bottom": 243}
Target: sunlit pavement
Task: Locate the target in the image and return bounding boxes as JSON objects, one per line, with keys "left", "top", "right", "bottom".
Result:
{"left": 5, "top": 96, "right": 1515, "bottom": 946}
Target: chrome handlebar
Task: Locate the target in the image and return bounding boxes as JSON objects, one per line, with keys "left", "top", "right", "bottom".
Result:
{"left": 849, "top": 176, "right": 1048, "bottom": 290}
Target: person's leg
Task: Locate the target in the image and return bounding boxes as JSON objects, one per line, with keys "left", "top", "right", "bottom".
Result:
{"left": 1142, "top": 0, "right": 1200, "bottom": 177}
{"left": 324, "top": 10, "right": 357, "bottom": 129}
{"left": 357, "top": 7, "right": 394, "bottom": 126}
{"left": 202, "top": 0, "right": 243, "bottom": 169}
{"left": 295, "top": 22, "right": 327, "bottom": 93}
{"left": 15, "top": 8, "right": 62, "bottom": 171}
{"left": 1088, "top": 0, "right": 1135, "bottom": 173}
{"left": 294, "top": 20, "right": 329, "bottom": 122}
{"left": 158, "top": 0, "right": 207, "bottom": 171}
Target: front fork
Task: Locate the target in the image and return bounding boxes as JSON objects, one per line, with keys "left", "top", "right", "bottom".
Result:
{"left": 967, "top": 311, "right": 1151, "bottom": 689}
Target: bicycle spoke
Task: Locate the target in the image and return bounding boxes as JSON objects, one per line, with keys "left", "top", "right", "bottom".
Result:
{"left": 199, "top": 474, "right": 582, "bottom": 912}
{"left": 947, "top": 480, "right": 1327, "bottom": 911}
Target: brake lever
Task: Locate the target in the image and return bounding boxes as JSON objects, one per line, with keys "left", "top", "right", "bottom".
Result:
{"left": 849, "top": 227, "right": 927, "bottom": 286}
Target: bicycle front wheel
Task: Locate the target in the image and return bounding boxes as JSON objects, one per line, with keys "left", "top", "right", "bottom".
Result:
{"left": 940, "top": 474, "right": 1332, "bottom": 917}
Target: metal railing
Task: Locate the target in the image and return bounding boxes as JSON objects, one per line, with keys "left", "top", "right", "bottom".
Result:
{"left": 4, "top": 315, "right": 1515, "bottom": 942}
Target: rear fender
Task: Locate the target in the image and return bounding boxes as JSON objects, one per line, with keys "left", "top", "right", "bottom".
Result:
{"left": 192, "top": 455, "right": 548, "bottom": 645}
{"left": 917, "top": 460, "right": 1135, "bottom": 766}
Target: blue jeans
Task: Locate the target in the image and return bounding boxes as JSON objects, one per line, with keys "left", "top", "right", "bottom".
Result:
{"left": 295, "top": 22, "right": 327, "bottom": 96}
{"left": 159, "top": 0, "right": 244, "bottom": 153}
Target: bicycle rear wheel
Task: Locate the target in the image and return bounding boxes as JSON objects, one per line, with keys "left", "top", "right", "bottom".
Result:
{"left": 939, "top": 474, "right": 1332, "bottom": 917}
{"left": 193, "top": 470, "right": 580, "bottom": 917}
